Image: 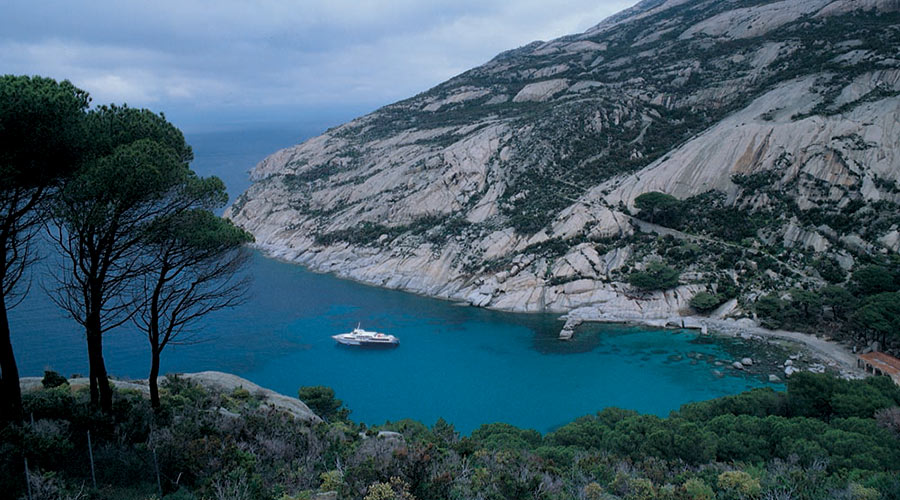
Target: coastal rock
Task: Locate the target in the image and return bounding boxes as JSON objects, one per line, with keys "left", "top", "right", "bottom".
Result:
{"left": 741, "top": 357, "right": 753, "bottom": 366}
{"left": 559, "top": 317, "right": 583, "bottom": 340}
{"left": 21, "top": 372, "right": 323, "bottom": 424}
{"left": 732, "top": 361, "right": 745, "bottom": 370}
{"left": 769, "top": 374, "right": 782, "bottom": 382}
{"left": 227, "top": 0, "right": 900, "bottom": 322}
{"left": 182, "top": 372, "right": 322, "bottom": 423}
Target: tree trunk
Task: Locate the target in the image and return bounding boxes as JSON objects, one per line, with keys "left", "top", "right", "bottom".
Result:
{"left": 148, "top": 270, "right": 164, "bottom": 409}
{"left": 149, "top": 346, "right": 161, "bottom": 408}
{"left": 0, "top": 292, "right": 23, "bottom": 422}
{"left": 85, "top": 314, "right": 112, "bottom": 413}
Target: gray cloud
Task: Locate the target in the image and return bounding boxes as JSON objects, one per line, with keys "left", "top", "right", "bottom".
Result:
{"left": 1, "top": 0, "right": 635, "bottom": 129}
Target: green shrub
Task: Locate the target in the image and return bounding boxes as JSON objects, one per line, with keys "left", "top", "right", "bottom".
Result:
{"left": 851, "top": 292, "right": 900, "bottom": 348}
{"left": 849, "top": 482, "right": 883, "bottom": 500}
{"left": 851, "top": 265, "right": 899, "bottom": 296}
{"left": 628, "top": 262, "right": 680, "bottom": 290}
{"left": 635, "top": 192, "right": 682, "bottom": 226}
{"left": 298, "top": 386, "right": 350, "bottom": 422}
{"left": 682, "top": 478, "right": 714, "bottom": 500}
{"left": 41, "top": 370, "right": 69, "bottom": 389}
{"left": 471, "top": 422, "right": 542, "bottom": 450}
{"left": 320, "top": 470, "right": 343, "bottom": 492}
{"left": 816, "top": 256, "right": 847, "bottom": 283}
{"left": 754, "top": 293, "right": 788, "bottom": 329}
{"left": 583, "top": 482, "right": 606, "bottom": 500}
{"left": 231, "top": 387, "right": 251, "bottom": 400}
{"left": 22, "top": 386, "right": 75, "bottom": 420}
{"left": 690, "top": 291, "right": 723, "bottom": 313}
{"left": 717, "top": 470, "right": 761, "bottom": 498}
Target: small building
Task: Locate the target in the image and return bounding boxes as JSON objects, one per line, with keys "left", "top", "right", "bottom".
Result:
{"left": 857, "top": 352, "right": 900, "bottom": 386}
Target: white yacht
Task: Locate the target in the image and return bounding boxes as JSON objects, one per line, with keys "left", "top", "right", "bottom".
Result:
{"left": 332, "top": 324, "right": 399, "bottom": 347}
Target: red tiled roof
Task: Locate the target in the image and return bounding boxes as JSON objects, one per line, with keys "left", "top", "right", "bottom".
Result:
{"left": 859, "top": 352, "right": 900, "bottom": 377}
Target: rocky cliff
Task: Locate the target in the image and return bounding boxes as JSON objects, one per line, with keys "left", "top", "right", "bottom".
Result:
{"left": 228, "top": 0, "right": 900, "bottom": 318}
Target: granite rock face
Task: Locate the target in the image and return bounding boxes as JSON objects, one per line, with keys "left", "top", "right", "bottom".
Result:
{"left": 230, "top": 0, "right": 900, "bottom": 316}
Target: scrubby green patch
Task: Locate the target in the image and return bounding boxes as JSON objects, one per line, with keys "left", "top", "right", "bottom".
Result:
{"left": 690, "top": 291, "right": 725, "bottom": 314}
{"left": 634, "top": 191, "right": 769, "bottom": 244}
{"left": 628, "top": 262, "right": 681, "bottom": 291}
{"left": 315, "top": 215, "right": 452, "bottom": 247}
{"left": 626, "top": 188, "right": 900, "bottom": 352}
{"left": 3, "top": 373, "right": 899, "bottom": 499}
{"left": 750, "top": 257, "right": 900, "bottom": 350}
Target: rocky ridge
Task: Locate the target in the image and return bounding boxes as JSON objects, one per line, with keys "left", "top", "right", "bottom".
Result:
{"left": 20, "top": 371, "right": 322, "bottom": 423}
{"left": 229, "top": 0, "right": 900, "bottom": 320}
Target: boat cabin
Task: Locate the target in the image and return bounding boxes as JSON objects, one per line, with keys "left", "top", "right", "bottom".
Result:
{"left": 857, "top": 352, "right": 900, "bottom": 386}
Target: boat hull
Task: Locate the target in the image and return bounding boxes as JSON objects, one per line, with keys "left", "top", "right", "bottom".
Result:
{"left": 332, "top": 334, "right": 399, "bottom": 348}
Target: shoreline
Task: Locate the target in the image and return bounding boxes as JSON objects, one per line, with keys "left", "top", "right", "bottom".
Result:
{"left": 566, "top": 312, "right": 865, "bottom": 379}
{"left": 254, "top": 246, "right": 866, "bottom": 379}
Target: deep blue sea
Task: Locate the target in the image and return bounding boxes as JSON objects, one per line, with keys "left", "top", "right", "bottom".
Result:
{"left": 9, "top": 127, "right": 779, "bottom": 434}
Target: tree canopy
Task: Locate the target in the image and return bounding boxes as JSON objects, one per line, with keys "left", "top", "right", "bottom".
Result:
{"left": 628, "top": 262, "right": 681, "bottom": 291}
{"left": 850, "top": 264, "right": 900, "bottom": 296}
{"left": 852, "top": 292, "right": 900, "bottom": 347}
{"left": 298, "top": 385, "right": 350, "bottom": 422}
{"left": 0, "top": 75, "right": 90, "bottom": 188}
{"left": 634, "top": 192, "right": 682, "bottom": 225}
{"left": 48, "top": 105, "right": 198, "bottom": 412}
{"left": 690, "top": 291, "right": 723, "bottom": 313}
{"left": 0, "top": 75, "right": 90, "bottom": 422}
{"left": 137, "top": 206, "right": 253, "bottom": 407}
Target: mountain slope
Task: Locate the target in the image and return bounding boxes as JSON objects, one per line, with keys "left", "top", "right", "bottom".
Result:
{"left": 228, "top": 0, "right": 900, "bottom": 318}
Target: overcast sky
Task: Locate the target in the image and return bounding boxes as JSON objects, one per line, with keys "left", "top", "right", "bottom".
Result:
{"left": 1, "top": 0, "right": 635, "bottom": 132}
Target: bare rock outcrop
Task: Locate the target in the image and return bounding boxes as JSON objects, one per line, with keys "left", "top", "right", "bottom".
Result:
{"left": 228, "top": 0, "right": 900, "bottom": 318}
{"left": 21, "top": 371, "right": 322, "bottom": 423}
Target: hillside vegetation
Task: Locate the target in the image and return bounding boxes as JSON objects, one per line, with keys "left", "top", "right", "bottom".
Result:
{"left": 3, "top": 372, "right": 900, "bottom": 500}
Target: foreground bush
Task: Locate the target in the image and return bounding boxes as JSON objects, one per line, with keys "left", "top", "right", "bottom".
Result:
{"left": 1, "top": 373, "right": 898, "bottom": 499}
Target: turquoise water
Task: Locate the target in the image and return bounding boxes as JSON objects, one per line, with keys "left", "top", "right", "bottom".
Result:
{"left": 9, "top": 128, "right": 779, "bottom": 434}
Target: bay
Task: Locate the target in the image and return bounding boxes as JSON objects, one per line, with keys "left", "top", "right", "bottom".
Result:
{"left": 9, "top": 126, "right": 779, "bottom": 434}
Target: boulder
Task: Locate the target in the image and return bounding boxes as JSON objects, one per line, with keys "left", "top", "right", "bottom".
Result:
{"left": 377, "top": 431, "right": 404, "bottom": 440}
